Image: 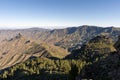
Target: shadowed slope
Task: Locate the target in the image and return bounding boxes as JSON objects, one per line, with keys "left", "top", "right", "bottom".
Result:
{"left": 80, "top": 36, "right": 120, "bottom": 80}
{"left": 65, "top": 35, "right": 116, "bottom": 63}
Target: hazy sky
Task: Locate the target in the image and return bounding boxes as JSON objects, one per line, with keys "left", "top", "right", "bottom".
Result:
{"left": 0, "top": 0, "right": 120, "bottom": 29}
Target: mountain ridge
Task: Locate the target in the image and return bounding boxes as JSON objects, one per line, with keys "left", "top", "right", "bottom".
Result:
{"left": 0, "top": 25, "right": 120, "bottom": 51}
{"left": 0, "top": 34, "right": 120, "bottom": 80}
{"left": 0, "top": 34, "right": 68, "bottom": 70}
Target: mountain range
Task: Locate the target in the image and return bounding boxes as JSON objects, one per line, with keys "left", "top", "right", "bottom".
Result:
{"left": 0, "top": 25, "right": 120, "bottom": 80}
{"left": 0, "top": 25, "right": 120, "bottom": 51}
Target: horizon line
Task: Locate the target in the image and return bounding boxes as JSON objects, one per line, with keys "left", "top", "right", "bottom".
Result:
{"left": 0, "top": 25, "right": 119, "bottom": 30}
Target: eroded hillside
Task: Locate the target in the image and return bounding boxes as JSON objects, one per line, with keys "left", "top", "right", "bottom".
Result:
{"left": 0, "top": 26, "right": 120, "bottom": 51}
{"left": 0, "top": 34, "right": 68, "bottom": 70}
{"left": 0, "top": 35, "right": 119, "bottom": 80}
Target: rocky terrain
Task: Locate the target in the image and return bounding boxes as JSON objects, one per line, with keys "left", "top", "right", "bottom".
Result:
{"left": 0, "top": 26, "right": 120, "bottom": 51}
{"left": 0, "top": 34, "right": 120, "bottom": 80}
{"left": 0, "top": 26, "right": 120, "bottom": 80}
{"left": 0, "top": 33, "right": 68, "bottom": 70}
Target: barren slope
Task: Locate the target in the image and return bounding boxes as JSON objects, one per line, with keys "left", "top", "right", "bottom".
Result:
{"left": 0, "top": 34, "right": 68, "bottom": 70}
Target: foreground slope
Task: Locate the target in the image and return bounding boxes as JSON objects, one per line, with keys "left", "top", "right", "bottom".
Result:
{"left": 80, "top": 36, "right": 120, "bottom": 80}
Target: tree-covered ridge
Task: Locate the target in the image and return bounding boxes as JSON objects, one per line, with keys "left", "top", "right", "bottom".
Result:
{"left": 0, "top": 58, "right": 87, "bottom": 80}
{"left": 65, "top": 35, "right": 116, "bottom": 63}
{"left": 81, "top": 53, "right": 120, "bottom": 80}
{"left": 80, "top": 35, "right": 120, "bottom": 79}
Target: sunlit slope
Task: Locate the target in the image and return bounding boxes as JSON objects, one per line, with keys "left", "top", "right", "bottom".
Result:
{"left": 0, "top": 34, "right": 68, "bottom": 70}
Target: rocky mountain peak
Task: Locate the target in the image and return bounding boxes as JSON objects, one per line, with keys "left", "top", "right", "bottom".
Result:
{"left": 6, "top": 33, "right": 24, "bottom": 42}
{"left": 15, "top": 33, "right": 22, "bottom": 39}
